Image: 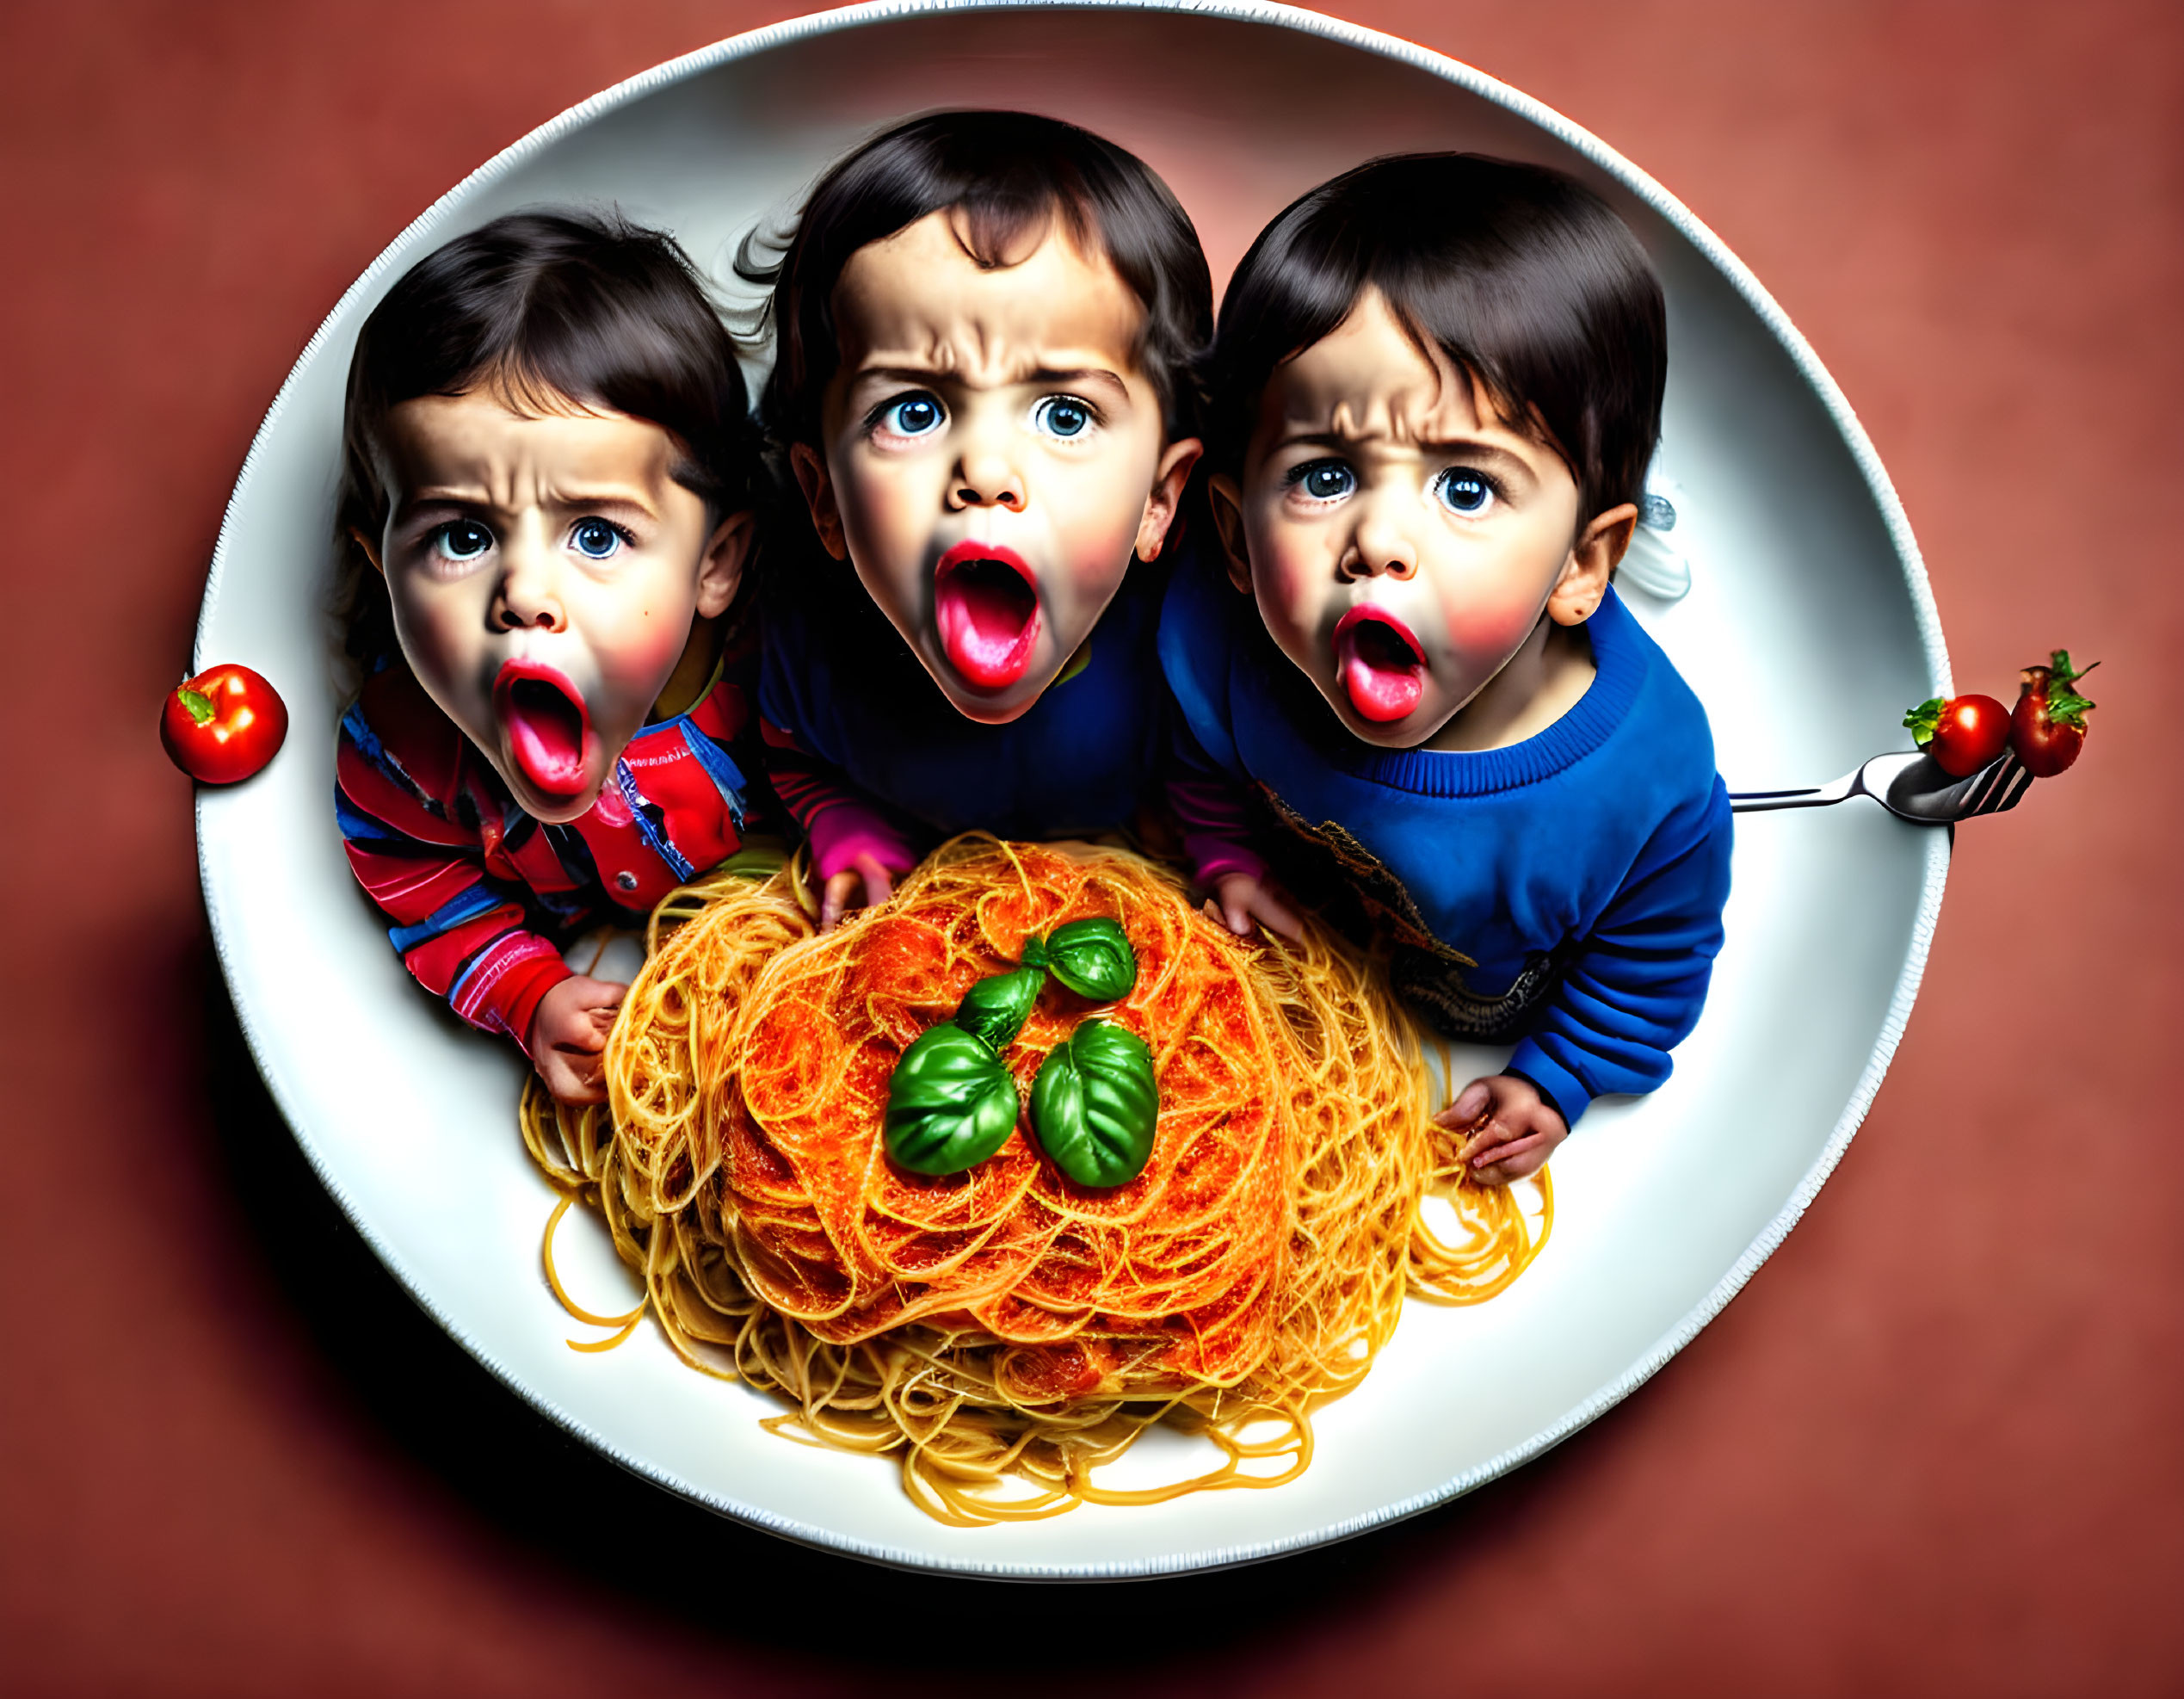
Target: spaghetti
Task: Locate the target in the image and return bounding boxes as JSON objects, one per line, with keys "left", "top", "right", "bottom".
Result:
{"left": 522, "top": 837, "right": 1548, "bottom": 1523}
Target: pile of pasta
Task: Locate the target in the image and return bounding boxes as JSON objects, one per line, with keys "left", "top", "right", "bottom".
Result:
{"left": 522, "top": 838, "right": 1548, "bottom": 1524}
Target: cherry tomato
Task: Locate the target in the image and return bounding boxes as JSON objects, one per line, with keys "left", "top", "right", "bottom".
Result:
{"left": 161, "top": 663, "right": 288, "bottom": 784}
{"left": 2009, "top": 649, "right": 2096, "bottom": 778}
{"left": 1902, "top": 692, "right": 2011, "bottom": 778}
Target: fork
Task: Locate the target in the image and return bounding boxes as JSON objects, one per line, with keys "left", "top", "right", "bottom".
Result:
{"left": 1730, "top": 749, "right": 2032, "bottom": 823}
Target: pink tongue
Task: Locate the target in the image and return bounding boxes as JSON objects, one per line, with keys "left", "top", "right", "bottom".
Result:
{"left": 505, "top": 683, "right": 588, "bottom": 794}
{"left": 1339, "top": 628, "right": 1423, "bottom": 723}
{"left": 935, "top": 565, "right": 1040, "bottom": 689}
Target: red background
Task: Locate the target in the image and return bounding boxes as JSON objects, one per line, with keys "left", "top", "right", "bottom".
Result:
{"left": 4, "top": 2, "right": 2179, "bottom": 1692}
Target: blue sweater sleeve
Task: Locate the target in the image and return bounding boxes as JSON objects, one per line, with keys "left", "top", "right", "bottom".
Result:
{"left": 1508, "top": 776, "right": 1733, "bottom": 1124}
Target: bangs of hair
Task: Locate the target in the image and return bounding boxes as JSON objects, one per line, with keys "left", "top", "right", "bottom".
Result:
{"left": 1212, "top": 154, "right": 1665, "bottom": 522}
{"left": 335, "top": 210, "right": 755, "bottom": 671}
{"left": 340, "top": 210, "right": 752, "bottom": 540}
{"left": 743, "top": 109, "right": 1212, "bottom": 444}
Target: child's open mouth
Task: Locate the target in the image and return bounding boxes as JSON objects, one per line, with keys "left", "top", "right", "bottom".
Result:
{"left": 493, "top": 661, "right": 594, "bottom": 800}
{"left": 1334, "top": 608, "right": 1427, "bottom": 723}
{"left": 934, "top": 543, "right": 1042, "bottom": 690}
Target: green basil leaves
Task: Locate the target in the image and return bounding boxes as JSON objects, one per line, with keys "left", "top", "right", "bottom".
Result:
{"left": 1030, "top": 1020, "right": 1160, "bottom": 1188}
{"left": 1042, "top": 917, "right": 1138, "bottom": 1002}
{"left": 881, "top": 917, "right": 1158, "bottom": 1183}
{"left": 883, "top": 1024, "right": 1021, "bottom": 1176}
{"left": 951, "top": 965, "right": 1045, "bottom": 1052}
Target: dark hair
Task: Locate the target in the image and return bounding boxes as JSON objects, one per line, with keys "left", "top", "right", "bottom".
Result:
{"left": 743, "top": 109, "right": 1213, "bottom": 445}
{"left": 1212, "top": 154, "right": 1664, "bottom": 523}
{"left": 336, "top": 209, "right": 755, "bottom": 670}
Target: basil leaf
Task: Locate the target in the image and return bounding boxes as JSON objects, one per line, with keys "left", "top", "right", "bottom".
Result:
{"left": 1043, "top": 917, "right": 1138, "bottom": 1003}
{"left": 953, "top": 965, "right": 1044, "bottom": 1052}
{"left": 1029, "top": 1018, "right": 1159, "bottom": 1188}
{"left": 885, "top": 1025, "right": 1021, "bottom": 1176}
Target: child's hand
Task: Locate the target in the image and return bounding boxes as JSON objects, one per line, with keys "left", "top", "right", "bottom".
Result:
{"left": 527, "top": 975, "right": 627, "bottom": 1105}
{"left": 820, "top": 852, "right": 899, "bottom": 931}
{"left": 1203, "top": 871, "right": 1304, "bottom": 942}
{"left": 1434, "top": 1073, "right": 1567, "bottom": 1185}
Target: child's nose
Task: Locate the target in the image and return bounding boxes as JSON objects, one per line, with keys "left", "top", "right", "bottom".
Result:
{"left": 1339, "top": 504, "right": 1418, "bottom": 581}
{"left": 947, "top": 442, "right": 1026, "bottom": 512}
{"left": 492, "top": 539, "right": 567, "bottom": 631}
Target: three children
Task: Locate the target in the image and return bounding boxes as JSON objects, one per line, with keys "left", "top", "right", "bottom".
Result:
{"left": 334, "top": 125, "right": 1730, "bottom": 1185}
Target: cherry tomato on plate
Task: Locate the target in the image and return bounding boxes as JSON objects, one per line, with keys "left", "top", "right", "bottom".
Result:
{"left": 2010, "top": 650, "right": 2097, "bottom": 777}
{"left": 161, "top": 664, "right": 288, "bottom": 784}
{"left": 1902, "top": 692, "right": 2011, "bottom": 777}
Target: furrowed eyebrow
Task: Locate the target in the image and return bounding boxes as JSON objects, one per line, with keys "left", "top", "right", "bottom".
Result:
{"left": 390, "top": 491, "right": 490, "bottom": 526}
{"left": 1274, "top": 430, "right": 1533, "bottom": 479}
{"left": 1022, "top": 367, "right": 1131, "bottom": 402}
{"left": 540, "top": 492, "right": 661, "bottom": 520}
{"left": 849, "top": 362, "right": 1132, "bottom": 403}
{"left": 392, "top": 490, "right": 663, "bottom": 525}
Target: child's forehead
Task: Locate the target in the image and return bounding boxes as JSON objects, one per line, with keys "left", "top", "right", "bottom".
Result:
{"left": 379, "top": 390, "right": 682, "bottom": 495}
{"left": 1260, "top": 292, "right": 1501, "bottom": 442}
{"left": 830, "top": 210, "right": 1148, "bottom": 383}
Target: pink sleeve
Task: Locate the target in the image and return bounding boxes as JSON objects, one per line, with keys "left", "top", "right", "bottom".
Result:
{"left": 760, "top": 718, "right": 922, "bottom": 882}
{"left": 1167, "top": 772, "right": 1268, "bottom": 887}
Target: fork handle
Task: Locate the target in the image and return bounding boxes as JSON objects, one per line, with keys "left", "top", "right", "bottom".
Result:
{"left": 1729, "top": 780, "right": 1855, "bottom": 813}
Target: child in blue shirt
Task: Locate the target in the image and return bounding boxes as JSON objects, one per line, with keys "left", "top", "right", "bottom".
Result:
{"left": 1162, "top": 154, "right": 1732, "bottom": 1184}
{"left": 746, "top": 110, "right": 1211, "bottom": 927}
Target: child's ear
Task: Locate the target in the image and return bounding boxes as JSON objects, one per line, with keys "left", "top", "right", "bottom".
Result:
{"left": 1548, "top": 502, "right": 1638, "bottom": 626}
{"left": 350, "top": 526, "right": 385, "bottom": 575}
{"left": 1132, "top": 437, "right": 1203, "bottom": 563}
{"left": 1207, "top": 474, "right": 1253, "bottom": 596}
{"left": 694, "top": 510, "right": 754, "bottom": 619}
{"left": 788, "top": 443, "right": 848, "bottom": 560}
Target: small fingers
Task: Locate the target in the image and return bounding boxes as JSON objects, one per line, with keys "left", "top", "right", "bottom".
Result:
{"left": 540, "top": 1048, "right": 607, "bottom": 1106}
{"left": 1471, "top": 1144, "right": 1552, "bottom": 1187}
{"left": 1203, "top": 890, "right": 1261, "bottom": 939}
{"left": 1434, "top": 1078, "right": 1494, "bottom": 1129}
{"left": 1250, "top": 888, "right": 1305, "bottom": 943}
{"left": 820, "top": 870, "right": 861, "bottom": 932}
{"left": 1471, "top": 1128, "right": 1552, "bottom": 1171}
{"left": 854, "top": 855, "right": 897, "bottom": 910}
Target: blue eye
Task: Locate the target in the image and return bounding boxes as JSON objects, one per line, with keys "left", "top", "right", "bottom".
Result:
{"left": 1436, "top": 469, "right": 1496, "bottom": 516}
{"left": 571, "top": 518, "right": 624, "bottom": 559}
{"left": 435, "top": 520, "right": 493, "bottom": 561}
{"left": 1033, "top": 396, "right": 1092, "bottom": 439}
{"left": 881, "top": 395, "right": 944, "bottom": 437}
{"left": 1291, "top": 460, "right": 1354, "bottom": 502}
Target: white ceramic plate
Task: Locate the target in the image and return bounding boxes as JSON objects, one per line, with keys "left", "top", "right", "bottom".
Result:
{"left": 194, "top": 0, "right": 1949, "bottom": 1579}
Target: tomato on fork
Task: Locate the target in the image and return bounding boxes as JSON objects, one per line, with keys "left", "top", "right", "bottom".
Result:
{"left": 2010, "top": 650, "right": 2097, "bottom": 778}
{"left": 1902, "top": 692, "right": 2011, "bottom": 777}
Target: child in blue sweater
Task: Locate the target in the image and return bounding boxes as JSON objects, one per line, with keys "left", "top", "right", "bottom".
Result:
{"left": 1161, "top": 154, "right": 1732, "bottom": 1184}
{"left": 748, "top": 111, "right": 1210, "bottom": 928}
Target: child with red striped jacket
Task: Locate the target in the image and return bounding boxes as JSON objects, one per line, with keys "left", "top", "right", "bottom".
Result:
{"left": 334, "top": 210, "right": 767, "bottom": 1104}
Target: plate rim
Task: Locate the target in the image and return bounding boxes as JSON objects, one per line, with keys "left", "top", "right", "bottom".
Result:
{"left": 195, "top": 0, "right": 1953, "bottom": 1579}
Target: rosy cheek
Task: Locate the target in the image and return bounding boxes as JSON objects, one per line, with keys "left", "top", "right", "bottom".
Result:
{"left": 1058, "top": 514, "right": 1136, "bottom": 594}
{"left": 1440, "top": 589, "right": 1538, "bottom": 663}
{"left": 842, "top": 466, "right": 932, "bottom": 601}
{"left": 1259, "top": 549, "right": 1323, "bottom": 637}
